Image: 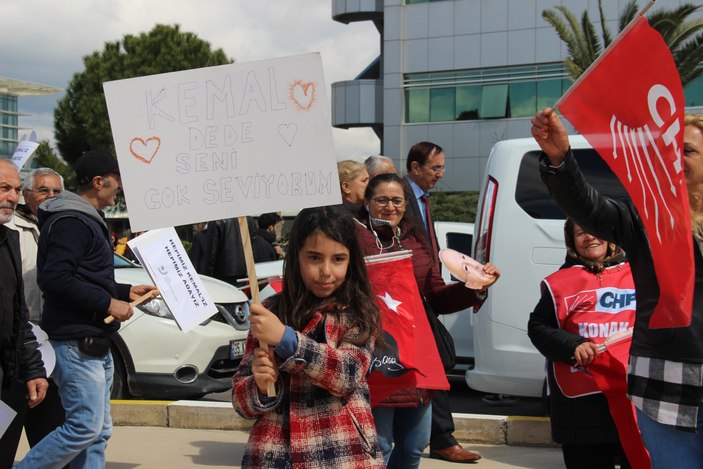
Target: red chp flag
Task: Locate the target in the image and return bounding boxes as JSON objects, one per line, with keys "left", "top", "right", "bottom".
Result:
{"left": 559, "top": 16, "right": 692, "bottom": 328}
{"left": 365, "top": 252, "right": 449, "bottom": 406}
{"left": 589, "top": 332, "right": 651, "bottom": 468}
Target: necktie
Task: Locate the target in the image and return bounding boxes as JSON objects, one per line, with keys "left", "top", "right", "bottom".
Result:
{"left": 420, "top": 194, "right": 440, "bottom": 261}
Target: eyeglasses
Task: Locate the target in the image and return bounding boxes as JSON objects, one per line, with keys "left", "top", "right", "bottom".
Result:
{"left": 372, "top": 197, "right": 405, "bottom": 208}
{"left": 28, "top": 187, "right": 62, "bottom": 195}
{"left": 425, "top": 165, "right": 445, "bottom": 174}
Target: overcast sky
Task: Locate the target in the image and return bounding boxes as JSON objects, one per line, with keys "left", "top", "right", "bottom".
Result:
{"left": 1, "top": 0, "right": 380, "bottom": 161}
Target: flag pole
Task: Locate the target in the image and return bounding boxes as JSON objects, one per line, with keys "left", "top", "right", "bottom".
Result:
{"left": 553, "top": 0, "right": 657, "bottom": 111}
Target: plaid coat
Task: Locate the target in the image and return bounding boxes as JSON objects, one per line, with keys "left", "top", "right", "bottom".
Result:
{"left": 232, "top": 307, "right": 383, "bottom": 468}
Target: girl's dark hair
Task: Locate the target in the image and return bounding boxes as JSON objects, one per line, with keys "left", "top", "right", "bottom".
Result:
{"left": 274, "top": 205, "right": 380, "bottom": 345}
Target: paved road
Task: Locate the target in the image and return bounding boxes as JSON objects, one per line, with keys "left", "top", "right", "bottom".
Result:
{"left": 16, "top": 425, "right": 564, "bottom": 468}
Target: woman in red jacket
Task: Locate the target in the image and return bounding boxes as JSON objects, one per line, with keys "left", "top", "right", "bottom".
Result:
{"left": 355, "top": 173, "right": 499, "bottom": 468}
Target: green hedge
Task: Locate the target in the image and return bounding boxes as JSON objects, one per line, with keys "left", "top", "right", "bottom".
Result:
{"left": 431, "top": 191, "right": 479, "bottom": 223}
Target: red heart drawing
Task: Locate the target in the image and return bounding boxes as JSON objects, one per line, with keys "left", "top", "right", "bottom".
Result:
{"left": 130, "top": 137, "right": 161, "bottom": 164}
{"left": 289, "top": 80, "right": 316, "bottom": 111}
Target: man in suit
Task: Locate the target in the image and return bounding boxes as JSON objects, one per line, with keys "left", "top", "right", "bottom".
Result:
{"left": 404, "top": 142, "right": 444, "bottom": 265}
{"left": 404, "top": 142, "right": 481, "bottom": 463}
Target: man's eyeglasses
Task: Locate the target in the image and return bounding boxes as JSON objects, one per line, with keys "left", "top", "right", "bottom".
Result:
{"left": 425, "top": 165, "right": 445, "bottom": 174}
{"left": 372, "top": 197, "right": 405, "bottom": 208}
{"left": 28, "top": 187, "right": 62, "bottom": 195}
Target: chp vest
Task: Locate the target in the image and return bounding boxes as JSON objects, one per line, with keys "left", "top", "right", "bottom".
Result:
{"left": 544, "top": 262, "right": 635, "bottom": 398}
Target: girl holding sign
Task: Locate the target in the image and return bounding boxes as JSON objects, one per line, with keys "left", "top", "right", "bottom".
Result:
{"left": 231, "top": 206, "right": 384, "bottom": 468}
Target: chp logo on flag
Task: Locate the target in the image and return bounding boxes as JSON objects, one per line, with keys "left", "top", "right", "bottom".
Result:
{"left": 558, "top": 15, "right": 692, "bottom": 329}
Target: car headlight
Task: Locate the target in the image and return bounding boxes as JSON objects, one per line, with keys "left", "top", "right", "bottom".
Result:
{"left": 215, "top": 301, "right": 250, "bottom": 331}
{"left": 137, "top": 298, "right": 175, "bottom": 320}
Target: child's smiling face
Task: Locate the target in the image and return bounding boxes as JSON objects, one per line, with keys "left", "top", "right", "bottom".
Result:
{"left": 299, "top": 231, "right": 350, "bottom": 298}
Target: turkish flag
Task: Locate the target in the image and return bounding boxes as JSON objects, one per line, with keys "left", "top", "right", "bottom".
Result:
{"left": 365, "top": 251, "right": 449, "bottom": 406}
{"left": 558, "top": 17, "right": 692, "bottom": 328}
{"left": 589, "top": 334, "right": 651, "bottom": 469}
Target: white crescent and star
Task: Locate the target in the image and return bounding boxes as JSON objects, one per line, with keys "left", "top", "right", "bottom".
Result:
{"left": 378, "top": 292, "right": 402, "bottom": 315}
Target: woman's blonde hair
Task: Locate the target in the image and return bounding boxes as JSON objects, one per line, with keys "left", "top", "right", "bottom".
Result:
{"left": 337, "top": 160, "right": 366, "bottom": 185}
{"left": 685, "top": 113, "right": 703, "bottom": 131}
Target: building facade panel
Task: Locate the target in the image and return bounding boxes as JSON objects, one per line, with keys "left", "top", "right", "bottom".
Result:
{"left": 454, "top": 1, "right": 481, "bottom": 35}
{"left": 508, "top": 0, "right": 538, "bottom": 31}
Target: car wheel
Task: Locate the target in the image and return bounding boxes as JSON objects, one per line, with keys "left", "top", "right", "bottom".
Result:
{"left": 110, "top": 347, "right": 130, "bottom": 399}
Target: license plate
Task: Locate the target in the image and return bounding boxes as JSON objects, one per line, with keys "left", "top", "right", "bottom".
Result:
{"left": 229, "top": 339, "right": 246, "bottom": 359}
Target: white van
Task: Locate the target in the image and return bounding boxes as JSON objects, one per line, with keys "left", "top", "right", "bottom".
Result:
{"left": 466, "top": 136, "right": 628, "bottom": 397}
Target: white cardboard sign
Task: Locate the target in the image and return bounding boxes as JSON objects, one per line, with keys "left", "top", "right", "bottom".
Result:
{"left": 103, "top": 53, "right": 341, "bottom": 232}
{"left": 128, "top": 227, "right": 216, "bottom": 332}
{"left": 11, "top": 140, "right": 40, "bottom": 169}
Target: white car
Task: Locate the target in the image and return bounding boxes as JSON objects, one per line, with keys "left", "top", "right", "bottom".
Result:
{"left": 111, "top": 253, "right": 250, "bottom": 399}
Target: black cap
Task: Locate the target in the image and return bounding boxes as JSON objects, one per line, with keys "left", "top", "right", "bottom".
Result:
{"left": 74, "top": 150, "right": 120, "bottom": 185}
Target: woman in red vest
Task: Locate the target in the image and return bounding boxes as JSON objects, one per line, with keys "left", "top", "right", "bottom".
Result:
{"left": 528, "top": 219, "right": 634, "bottom": 469}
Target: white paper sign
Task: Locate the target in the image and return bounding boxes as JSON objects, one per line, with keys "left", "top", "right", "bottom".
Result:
{"left": 31, "top": 322, "right": 56, "bottom": 376}
{"left": 11, "top": 140, "right": 40, "bottom": 169}
{"left": 103, "top": 53, "right": 341, "bottom": 232}
{"left": 0, "top": 400, "right": 17, "bottom": 439}
{"left": 128, "top": 227, "right": 216, "bottom": 332}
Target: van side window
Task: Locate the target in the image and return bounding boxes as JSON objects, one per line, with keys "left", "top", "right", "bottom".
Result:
{"left": 514, "top": 149, "right": 629, "bottom": 219}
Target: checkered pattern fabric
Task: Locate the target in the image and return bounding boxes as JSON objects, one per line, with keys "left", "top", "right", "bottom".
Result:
{"left": 232, "top": 308, "right": 383, "bottom": 468}
{"left": 628, "top": 354, "right": 703, "bottom": 431}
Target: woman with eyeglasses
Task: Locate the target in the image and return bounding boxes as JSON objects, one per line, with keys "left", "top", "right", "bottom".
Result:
{"left": 354, "top": 173, "right": 500, "bottom": 468}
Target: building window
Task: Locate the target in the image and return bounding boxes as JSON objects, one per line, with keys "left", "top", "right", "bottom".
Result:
{"left": 405, "top": 64, "right": 703, "bottom": 123}
{"left": 430, "top": 88, "right": 455, "bottom": 122}
{"left": 404, "top": 64, "right": 571, "bottom": 123}
{"left": 685, "top": 74, "right": 703, "bottom": 108}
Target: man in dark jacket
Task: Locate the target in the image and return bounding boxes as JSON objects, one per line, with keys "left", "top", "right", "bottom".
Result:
{"left": 1, "top": 167, "right": 65, "bottom": 468}
{"left": 0, "top": 159, "right": 48, "bottom": 468}
{"left": 252, "top": 212, "right": 282, "bottom": 263}
{"left": 15, "top": 150, "right": 155, "bottom": 469}
{"left": 202, "top": 217, "right": 255, "bottom": 286}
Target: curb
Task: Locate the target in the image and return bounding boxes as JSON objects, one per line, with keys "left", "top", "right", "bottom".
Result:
{"left": 110, "top": 400, "right": 556, "bottom": 447}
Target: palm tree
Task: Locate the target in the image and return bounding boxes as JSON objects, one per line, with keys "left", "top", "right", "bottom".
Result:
{"left": 543, "top": 0, "right": 703, "bottom": 86}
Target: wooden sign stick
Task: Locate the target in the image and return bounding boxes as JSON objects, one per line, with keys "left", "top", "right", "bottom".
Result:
{"left": 238, "top": 216, "right": 276, "bottom": 397}
{"left": 104, "top": 290, "right": 159, "bottom": 324}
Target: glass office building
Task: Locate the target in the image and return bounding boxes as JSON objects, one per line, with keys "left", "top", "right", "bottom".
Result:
{"left": 0, "top": 77, "right": 60, "bottom": 159}
{"left": 331, "top": 0, "right": 703, "bottom": 191}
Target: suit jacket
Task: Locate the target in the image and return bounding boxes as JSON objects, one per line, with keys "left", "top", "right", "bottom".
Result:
{"left": 403, "top": 176, "right": 439, "bottom": 262}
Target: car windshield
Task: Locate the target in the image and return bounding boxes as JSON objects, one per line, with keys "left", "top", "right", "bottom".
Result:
{"left": 114, "top": 252, "right": 137, "bottom": 268}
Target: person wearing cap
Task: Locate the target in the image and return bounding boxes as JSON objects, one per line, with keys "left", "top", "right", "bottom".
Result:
{"left": 15, "top": 150, "right": 156, "bottom": 469}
